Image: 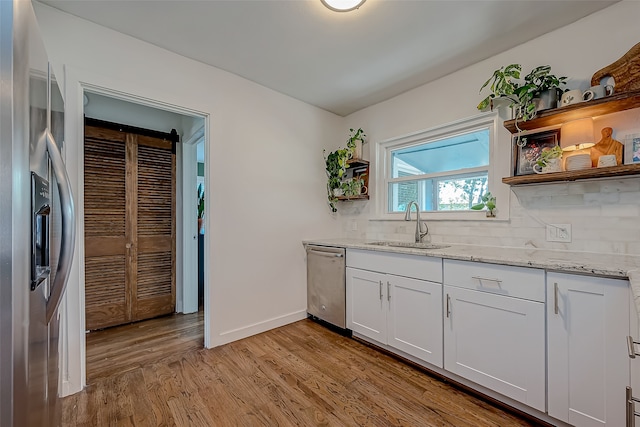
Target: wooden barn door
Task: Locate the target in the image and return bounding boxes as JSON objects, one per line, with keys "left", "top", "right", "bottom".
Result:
{"left": 84, "top": 119, "right": 176, "bottom": 331}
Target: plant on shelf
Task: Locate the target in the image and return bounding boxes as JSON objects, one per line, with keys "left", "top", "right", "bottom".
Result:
{"left": 515, "top": 65, "right": 567, "bottom": 121}
{"left": 347, "top": 128, "right": 367, "bottom": 159}
{"left": 477, "top": 64, "right": 522, "bottom": 112}
{"left": 324, "top": 128, "right": 367, "bottom": 212}
{"left": 477, "top": 64, "right": 567, "bottom": 122}
{"left": 471, "top": 191, "right": 496, "bottom": 217}
{"left": 535, "top": 145, "right": 563, "bottom": 168}
{"left": 343, "top": 177, "right": 365, "bottom": 198}
{"left": 324, "top": 147, "right": 350, "bottom": 212}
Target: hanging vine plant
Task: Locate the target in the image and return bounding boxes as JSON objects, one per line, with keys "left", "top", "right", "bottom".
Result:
{"left": 324, "top": 147, "right": 350, "bottom": 212}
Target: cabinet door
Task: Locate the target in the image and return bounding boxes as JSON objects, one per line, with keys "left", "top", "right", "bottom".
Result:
{"left": 547, "top": 272, "right": 629, "bottom": 427}
{"left": 387, "top": 276, "right": 443, "bottom": 367}
{"left": 444, "top": 285, "right": 545, "bottom": 411}
{"left": 346, "top": 267, "right": 386, "bottom": 343}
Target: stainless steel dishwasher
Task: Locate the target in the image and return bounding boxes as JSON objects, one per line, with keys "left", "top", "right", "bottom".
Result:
{"left": 306, "top": 245, "right": 347, "bottom": 331}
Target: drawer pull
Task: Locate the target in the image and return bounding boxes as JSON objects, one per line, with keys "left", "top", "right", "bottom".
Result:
{"left": 627, "top": 387, "right": 640, "bottom": 427}
{"left": 446, "top": 294, "right": 451, "bottom": 318}
{"left": 554, "top": 283, "right": 559, "bottom": 315}
{"left": 628, "top": 336, "right": 640, "bottom": 359}
{"left": 472, "top": 276, "right": 503, "bottom": 285}
{"left": 387, "top": 281, "right": 391, "bottom": 302}
{"left": 379, "top": 281, "right": 383, "bottom": 301}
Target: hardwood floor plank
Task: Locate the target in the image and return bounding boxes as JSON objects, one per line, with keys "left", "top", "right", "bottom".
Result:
{"left": 66, "top": 317, "right": 542, "bottom": 426}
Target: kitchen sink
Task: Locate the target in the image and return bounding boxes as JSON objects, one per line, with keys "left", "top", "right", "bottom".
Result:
{"left": 368, "top": 241, "right": 450, "bottom": 250}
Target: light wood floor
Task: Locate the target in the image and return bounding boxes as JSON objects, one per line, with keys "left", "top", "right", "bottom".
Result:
{"left": 65, "top": 316, "right": 540, "bottom": 426}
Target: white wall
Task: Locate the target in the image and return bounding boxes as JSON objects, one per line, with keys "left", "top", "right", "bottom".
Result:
{"left": 33, "top": 2, "right": 344, "bottom": 395}
{"left": 342, "top": 0, "right": 640, "bottom": 255}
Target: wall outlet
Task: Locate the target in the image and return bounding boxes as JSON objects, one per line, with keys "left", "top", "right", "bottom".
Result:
{"left": 350, "top": 219, "right": 358, "bottom": 231}
{"left": 546, "top": 224, "right": 571, "bottom": 242}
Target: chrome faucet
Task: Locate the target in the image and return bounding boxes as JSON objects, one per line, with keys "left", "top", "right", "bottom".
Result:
{"left": 404, "top": 201, "right": 429, "bottom": 243}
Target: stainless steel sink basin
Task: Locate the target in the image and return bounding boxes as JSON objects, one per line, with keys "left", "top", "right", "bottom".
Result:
{"left": 368, "top": 241, "right": 450, "bottom": 250}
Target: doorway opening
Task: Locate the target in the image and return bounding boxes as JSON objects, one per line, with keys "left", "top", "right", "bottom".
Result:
{"left": 81, "top": 91, "right": 207, "bottom": 382}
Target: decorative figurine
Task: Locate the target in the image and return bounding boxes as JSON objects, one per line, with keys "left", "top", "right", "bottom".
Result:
{"left": 590, "top": 127, "right": 623, "bottom": 167}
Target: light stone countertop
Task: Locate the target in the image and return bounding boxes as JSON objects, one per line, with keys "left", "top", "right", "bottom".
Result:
{"left": 303, "top": 238, "right": 640, "bottom": 279}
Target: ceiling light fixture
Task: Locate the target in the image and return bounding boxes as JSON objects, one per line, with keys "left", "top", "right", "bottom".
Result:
{"left": 321, "top": 0, "right": 366, "bottom": 12}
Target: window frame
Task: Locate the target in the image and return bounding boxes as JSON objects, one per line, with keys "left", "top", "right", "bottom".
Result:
{"left": 373, "top": 112, "right": 507, "bottom": 221}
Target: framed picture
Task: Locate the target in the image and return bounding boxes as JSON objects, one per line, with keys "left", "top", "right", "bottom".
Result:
{"left": 513, "top": 130, "right": 560, "bottom": 176}
{"left": 624, "top": 133, "right": 640, "bottom": 164}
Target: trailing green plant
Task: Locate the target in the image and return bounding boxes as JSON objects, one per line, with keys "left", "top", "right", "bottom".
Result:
{"left": 343, "top": 177, "right": 364, "bottom": 197}
{"left": 535, "top": 145, "right": 563, "bottom": 168}
{"left": 477, "top": 64, "right": 522, "bottom": 111}
{"left": 324, "top": 147, "right": 351, "bottom": 212}
{"left": 514, "top": 65, "right": 567, "bottom": 121}
{"left": 197, "top": 183, "right": 205, "bottom": 219}
{"left": 477, "top": 64, "right": 567, "bottom": 122}
{"left": 324, "top": 128, "right": 367, "bottom": 212}
{"left": 347, "top": 128, "right": 366, "bottom": 149}
{"left": 471, "top": 191, "right": 496, "bottom": 217}
{"left": 524, "top": 65, "right": 567, "bottom": 93}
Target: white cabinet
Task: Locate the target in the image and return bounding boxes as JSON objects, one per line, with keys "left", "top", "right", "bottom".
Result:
{"left": 547, "top": 272, "right": 630, "bottom": 427}
{"left": 630, "top": 299, "right": 640, "bottom": 426}
{"left": 346, "top": 250, "right": 443, "bottom": 367}
{"left": 443, "top": 260, "right": 546, "bottom": 412}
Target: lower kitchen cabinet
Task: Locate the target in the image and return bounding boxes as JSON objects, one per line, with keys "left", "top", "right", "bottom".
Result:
{"left": 346, "top": 250, "right": 443, "bottom": 367}
{"left": 547, "top": 272, "right": 630, "bottom": 427}
{"left": 443, "top": 260, "right": 546, "bottom": 412}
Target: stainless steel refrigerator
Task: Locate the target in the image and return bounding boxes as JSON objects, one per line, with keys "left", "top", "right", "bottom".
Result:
{"left": 1, "top": 0, "right": 76, "bottom": 425}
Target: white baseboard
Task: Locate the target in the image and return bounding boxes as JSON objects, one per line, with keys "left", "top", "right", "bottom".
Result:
{"left": 211, "top": 309, "right": 307, "bottom": 348}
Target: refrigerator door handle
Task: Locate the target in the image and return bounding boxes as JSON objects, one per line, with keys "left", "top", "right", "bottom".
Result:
{"left": 44, "top": 129, "right": 76, "bottom": 324}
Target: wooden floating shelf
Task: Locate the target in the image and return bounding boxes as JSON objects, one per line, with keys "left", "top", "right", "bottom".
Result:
{"left": 336, "top": 195, "right": 370, "bottom": 201}
{"left": 503, "top": 89, "right": 640, "bottom": 134}
{"left": 502, "top": 164, "right": 640, "bottom": 186}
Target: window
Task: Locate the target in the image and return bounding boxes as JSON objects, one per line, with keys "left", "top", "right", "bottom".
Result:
{"left": 376, "top": 114, "right": 501, "bottom": 219}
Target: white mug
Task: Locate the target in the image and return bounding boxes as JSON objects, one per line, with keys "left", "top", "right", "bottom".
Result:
{"left": 583, "top": 84, "right": 614, "bottom": 101}
{"left": 561, "top": 89, "right": 583, "bottom": 106}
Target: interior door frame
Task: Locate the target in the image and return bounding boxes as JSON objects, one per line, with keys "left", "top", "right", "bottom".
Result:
{"left": 180, "top": 126, "right": 203, "bottom": 314}
{"left": 59, "top": 68, "right": 210, "bottom": 396}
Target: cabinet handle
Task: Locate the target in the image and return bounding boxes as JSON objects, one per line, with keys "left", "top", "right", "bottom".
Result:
{"left": 379, "top": 281, "right": 383, "bottom": 301}
{"left": 446, "top": 294, "right": 451, "bottom": 318}
{"left": 554, "top": 282, "right": 559, "bottom": 315}
{"left": 387, "top": 281, "right": 391, "bottom": 301}
{"left": 628, "top": 336, "right": 640, "bottom": 359}
{"left": 472, "top": 276, "right": 502, "bottom": 285}
{"left": 627, "top": 387, "right": 640, "bottom": 427}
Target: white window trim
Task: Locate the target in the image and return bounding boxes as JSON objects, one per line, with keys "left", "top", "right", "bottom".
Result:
{"left": 373, "top": 112, "right": 510, "bottom": 221}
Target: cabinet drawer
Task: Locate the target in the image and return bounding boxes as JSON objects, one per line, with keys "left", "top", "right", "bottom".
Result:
{"left": 444, "top": 259, "right": 544, "bottom": 302}
{"left": 346, "top": 249, "right": 442, "bottom": 282}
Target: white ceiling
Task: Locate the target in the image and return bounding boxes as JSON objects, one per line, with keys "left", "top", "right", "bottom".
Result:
{"left": 39, "top": 0, "right": 618, "bottom": 116}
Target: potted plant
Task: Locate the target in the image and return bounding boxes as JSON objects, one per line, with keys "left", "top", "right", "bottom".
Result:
{"left": 515, "top": 65, "right": 567, "bottom": 119}
{"left": 477, "top": 64, "right": 522, "bottom": 113}
{"left": 347, "top": 128, "right": 366, "bottom": 159}
{"left": 533, "top": 145, "right": 563, "bottom": 173}
{"left": 197, "top": 183, "right": 205, "bottom": 233}
{"left": 324, "top": 147, "right": 351, "bottom": 212}
{"left": 471, "top": 191, "right": 497, "bottom": 217}
{"left": 478, "top": 64, "right": 566, "bottom": 122}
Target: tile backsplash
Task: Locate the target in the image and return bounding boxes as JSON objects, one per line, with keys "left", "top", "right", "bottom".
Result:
{"left": 339, "top": 178, "right": 640, "bottom": 255}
